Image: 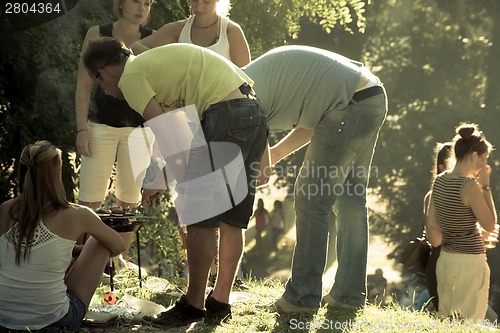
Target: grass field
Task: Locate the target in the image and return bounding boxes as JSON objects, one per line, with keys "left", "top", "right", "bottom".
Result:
{"left": 80, "top": 195, "right": 498, "bottom": 332}
{"left": 82, "top": 276, "right": 499, "bottom": 332}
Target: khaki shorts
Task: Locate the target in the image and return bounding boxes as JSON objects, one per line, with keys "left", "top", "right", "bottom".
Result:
{"left": 437, "top": 250, "right": 489, "bottom": 321}
{"left": 78, "top": 121, "right": 154, "bottom": 204}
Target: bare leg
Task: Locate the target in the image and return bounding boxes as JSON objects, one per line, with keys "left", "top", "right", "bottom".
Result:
{"left": 115, "top": 198, "right": 136, "bottom": 210}
{"left": 65, "top": 237, "right": 111, "bottom": 307}
{"left": 185, "top": 225, "right": 217, "bottom": 309}
{"left": 212, "top": 223, "right": 244, "bottom": 303}
{"left": 115, "top": 199, "right": 137, "bottom": 259}
{"left": 116, "top": 232, "right": 134, "bottom": 260}
{"left": 210, "top": 228, "right": 220, "bottom": 278}
{"left": 77, "top": 200, "right": 101, "bottom": 244}
{"left": 80, "top": 198, "right": 135, "bottom": 260}
{"left": 78, "top": 200, "right": 101, "bottom": 210}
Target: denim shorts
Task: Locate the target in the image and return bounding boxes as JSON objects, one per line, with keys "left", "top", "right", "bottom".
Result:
{"left": 0, "top": 292, "right": 86, "bottom": 333}
{"left": 184, "top": 98, "right": 268, "bottom": 229}
{"left": 44, "top": 292, "right": 86, "bottom": 332}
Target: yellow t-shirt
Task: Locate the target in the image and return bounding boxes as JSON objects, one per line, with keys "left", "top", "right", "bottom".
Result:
{"left": 118, "top": 43, "right": 253, "bottom": 117}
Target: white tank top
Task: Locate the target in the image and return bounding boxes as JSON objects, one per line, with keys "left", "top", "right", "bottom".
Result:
{"left": 178, "top": 16, "right": 231, "bottom": 61}
{"left": 0, "top": 221, "right": 75, "bottom": 330}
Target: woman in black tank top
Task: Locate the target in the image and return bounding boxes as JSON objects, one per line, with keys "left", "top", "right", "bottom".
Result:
{"left": 74, "top": 0, "right": 154, "bottom": 258}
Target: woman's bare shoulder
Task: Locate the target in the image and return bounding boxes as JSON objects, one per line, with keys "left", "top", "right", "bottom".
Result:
{"left": 0, "top": 199, "right": 17, "bottom": 233}
{"left": 0, "top": 199, "right": 15, "bottom": 217}
{"left": 161, "top": 19, "right": 187, "bottom": 33}
{"left": 0, "top": 198, "right": 16, "bottom": 210}
{"left": 85, "top": 25, "right": 101, "bottom": 38}
{"left": 63, "top": 203, "right": 99, "bottom": 220}
{"left": 174, "top": 18, "right": 189, "bottom": 26}
{"left": 227, "top": 19, "right": 244, "bottom": 31}
{"left": 462, "top": 177, "right": 480, "bottom": 190}
{"left": 459, "top": 178, "right": 483, "bottom": 206}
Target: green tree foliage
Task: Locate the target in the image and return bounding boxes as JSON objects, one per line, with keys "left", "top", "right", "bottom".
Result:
{"left": 3, "top": 0, "right": 500, "bottom": 311}
{"left": 0, "top": 0, "right": 363, "bottom": 278}
{"left": 0, "top": 0, "right": 362, "bottom": 199}
{"left": 0, "top": 9, "right": 83, "bottom": 200}
{"left": 357, "top": 0, "right": 500, "bottom": 312}
{"left": 360, "top": 0, "right": 500, "bottom": 255}
{"left": 232, "top": 0, "right": 368, "bottom": 57}
{"left": 255, "top": 0, "right": 500, "bottom": 311}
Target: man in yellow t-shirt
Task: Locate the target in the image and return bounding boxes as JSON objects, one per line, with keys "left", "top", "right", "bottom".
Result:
{"left": 83, "top": 37, "right": 268, "bottom": 327}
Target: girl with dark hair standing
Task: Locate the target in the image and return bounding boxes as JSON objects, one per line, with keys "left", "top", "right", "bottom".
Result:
{"left": 423, "top": 141, "right": 454, "bottom": 311}
{"left": 426, "top": 123, "right": 498, "bottom": 321}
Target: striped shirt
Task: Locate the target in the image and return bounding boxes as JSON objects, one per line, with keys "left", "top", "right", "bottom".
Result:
{"left": 432, "top": 173, "right": 484, "bottom": 254}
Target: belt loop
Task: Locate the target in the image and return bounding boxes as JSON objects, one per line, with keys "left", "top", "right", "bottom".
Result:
{"left": 225, "top": 100, "right": 233, "bottom": 113}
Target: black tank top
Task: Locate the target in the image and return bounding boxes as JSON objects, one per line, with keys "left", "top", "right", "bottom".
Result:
{"left": 88, "top": 23, "right": 153, "bottom": 127}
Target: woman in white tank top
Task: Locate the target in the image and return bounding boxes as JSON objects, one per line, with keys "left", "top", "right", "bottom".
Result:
{"left": 0, "top": 141, "right": 126, "bottom": 331}
{"left": 132, "top": 0, "right": 251, "bottom": 67}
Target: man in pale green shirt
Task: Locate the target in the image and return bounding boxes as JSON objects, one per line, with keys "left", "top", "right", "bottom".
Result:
{"left": 243, "top": 45, "right": 388, "bottom": 313}
{"left": 83, "top": 37, "right": 268, "bottom": 327}
{"left": 118, "top": 43, "right": 252, "bottom": 118}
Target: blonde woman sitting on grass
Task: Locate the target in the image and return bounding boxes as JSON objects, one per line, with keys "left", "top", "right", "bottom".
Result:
{"left": 0, "top": 140, "right": 125, "bottom": 332}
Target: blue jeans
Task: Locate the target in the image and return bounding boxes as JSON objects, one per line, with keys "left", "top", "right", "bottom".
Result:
{"left": 46, "top": 292, "right": 86, "bottom": 332}
{"left": 0, "top": 292, "right": 86, "bottom": 333}
{"left": 283, "top": 89, "right": 387, "bottom": 308}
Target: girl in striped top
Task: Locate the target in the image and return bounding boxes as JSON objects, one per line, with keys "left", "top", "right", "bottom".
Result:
{"left": 426, "top": 123, "right": 497, "bottom": 321}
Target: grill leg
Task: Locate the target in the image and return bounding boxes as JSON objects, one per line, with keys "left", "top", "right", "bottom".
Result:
{"left": 109, "top": 258, "right": 114, "bottom": 291}
{"left": 136, "top": 228, "right": 142, "bottom": 288}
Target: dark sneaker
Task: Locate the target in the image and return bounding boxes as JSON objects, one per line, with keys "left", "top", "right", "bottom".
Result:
{"left": 143, "top": 295, "right": 206, "bottom": 328}
{"left": 205, "top": 291, "right": 232, "bottom": 325}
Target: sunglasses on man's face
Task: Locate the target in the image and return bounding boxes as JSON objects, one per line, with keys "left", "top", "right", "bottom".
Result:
{"left": 94, "top": 50, "right": 132, "bottom": 79}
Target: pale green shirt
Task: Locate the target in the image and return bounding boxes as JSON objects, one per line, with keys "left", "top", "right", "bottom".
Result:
{"left": 119, "top": 43, "right": 253, "bottom": 117}
{"left": 243, "top": 45, "right": 366, "bottom": 130}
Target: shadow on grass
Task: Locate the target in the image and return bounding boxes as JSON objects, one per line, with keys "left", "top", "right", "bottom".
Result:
{"left": 319, "top": 306, "right": 358, "bottom": 332}
{"left": 244, "top": 197, "right": 296, "bottom": 281}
